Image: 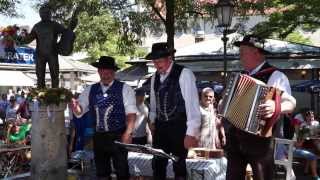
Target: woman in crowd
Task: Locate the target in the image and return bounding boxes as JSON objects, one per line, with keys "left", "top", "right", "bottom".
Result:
{"left": 293, "top": 110, "right": 320, "bottom": 180}
{"left": 198, "top": 87, "right": 225, "bottom": 149}
{"left": 293, "top": 136, "right": 320, "bottom": 179}
{"left": 6, "top": 96, "right": 20, "bottom": 123}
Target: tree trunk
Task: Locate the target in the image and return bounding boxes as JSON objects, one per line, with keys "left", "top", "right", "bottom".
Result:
{"left": 165, "top": 0, "right": 175, "bottom": 59}
{"left": 30, "top": 102, "right": 67, "bottom": 180}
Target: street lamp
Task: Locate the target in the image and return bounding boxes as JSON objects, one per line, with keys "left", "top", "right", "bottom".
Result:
{"left": 215, "top": 0, "right": 234, "bottom": 83}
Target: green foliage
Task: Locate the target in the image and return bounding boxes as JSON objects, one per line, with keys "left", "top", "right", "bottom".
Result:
{"left": 240, "top": 0, "right": 320, "bottom": 39}
{"left": 35, "top": 0, "right": 141, "bottom": 68}
{"left": 134, "top": 47, "right": 147, "bottom": 58}
{"left": 0, "top": 0, "right": 20, "bottom": 16}
{"left": 101, "top": 0, "right": 214, "bottom": 49}
{"left": 285, "top": 31, "right": 313, "bottom": 45}
{"left": 35, "top": 0, "right": 214, "bottom": 53}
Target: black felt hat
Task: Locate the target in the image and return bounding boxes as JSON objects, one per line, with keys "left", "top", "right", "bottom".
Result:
{"left": 91, "top": 56, "right": 120, "bottom": 70}
{"left": 145, "top": 42, "right": 176, "bottom": 60}
{"left": 233, "top": 35, "right": 270, "bottom": 54}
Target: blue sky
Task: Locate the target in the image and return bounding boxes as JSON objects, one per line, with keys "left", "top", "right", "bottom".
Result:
{"left": 0, "top": 0, "right": 39, "bottom": 27}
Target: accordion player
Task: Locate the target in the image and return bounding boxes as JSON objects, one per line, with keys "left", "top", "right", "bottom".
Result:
{"left": 219, "top": 73, "right": 282, "bottom": 137}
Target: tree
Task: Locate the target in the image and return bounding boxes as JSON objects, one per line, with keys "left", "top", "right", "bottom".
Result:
{"left": 35, "top": 0, "right": 145, "bottom": 68}
{"left": 0, "top": 0, "right": 20, "bottom": 16}
{"left": 36, "top": 0, "right": 214, "bottom": 58}
{"left": 102, "top": 0, "right": 213, "bottom": 53}
{"left": 285, "top": 31, "right": 312, "bottom": 45}
{"left": 75, "top": 10, "right": 135, "bottom": 67}
{"left": 236, "top": 0, "right": 320, "bottom": 40}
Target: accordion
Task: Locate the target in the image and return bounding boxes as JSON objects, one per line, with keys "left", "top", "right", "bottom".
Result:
{"left": 219, "top": 73, "right": 281, "bottom": 137}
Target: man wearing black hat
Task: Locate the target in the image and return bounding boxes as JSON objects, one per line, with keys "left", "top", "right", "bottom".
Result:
{"left": 71, "top": 56, "right": 137, "bottom": 180}
{"left": 225, "top": 35, "right": 296, "bottom": 180}
{"left": 146, "top": 42, "right": 201, "bottom": 180}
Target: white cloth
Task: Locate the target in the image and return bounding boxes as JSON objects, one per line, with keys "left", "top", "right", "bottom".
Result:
{"left": 76, "top": 80, "right": 138, "bottom": 118}
{"left": 128, "top": 152, "right": 227, "bottom": 180}
{"left": 149, "top": 63, "right": 201, "bottom": 138}
{"left": 133, "top": 103, "right": 149, "bottom": 138}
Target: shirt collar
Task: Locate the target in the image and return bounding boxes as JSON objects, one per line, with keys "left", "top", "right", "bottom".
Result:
{"left": 249, "top": 61, "right": 266, "bottom": 75}
{"left": 100, "top": 80, "right": 114, "bottom": 89}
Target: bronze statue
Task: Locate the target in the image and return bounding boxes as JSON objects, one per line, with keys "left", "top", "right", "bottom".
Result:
{"left": 21, "top": 4, "right": 77, "bottom": 88}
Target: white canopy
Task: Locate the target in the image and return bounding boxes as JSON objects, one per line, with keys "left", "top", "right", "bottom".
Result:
{"left": 0, "top": 71, "right": 35, "bottom": 86}
{"left": 80, "top": 73, "right": 99, "bottom": 82}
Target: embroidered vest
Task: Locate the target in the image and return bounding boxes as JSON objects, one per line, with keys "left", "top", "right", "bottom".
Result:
{"left": 154, "top": 63, "right": 186, "bottom": 122}
{"left": 89, "top": 80, "right": 126, "bottom": 133}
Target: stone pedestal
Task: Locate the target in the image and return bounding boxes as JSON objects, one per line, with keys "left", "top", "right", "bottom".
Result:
{"left": 30, "top": 102, "right": 67, "bottom": 180}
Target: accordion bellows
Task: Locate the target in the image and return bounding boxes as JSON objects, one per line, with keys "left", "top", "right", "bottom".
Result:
{"left": 220, "top": 73, "right": 280, "bottom": 137}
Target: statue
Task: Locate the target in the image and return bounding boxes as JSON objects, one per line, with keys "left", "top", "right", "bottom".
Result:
{"left": 21, "top": 4, "right": 78, "bottom": 88}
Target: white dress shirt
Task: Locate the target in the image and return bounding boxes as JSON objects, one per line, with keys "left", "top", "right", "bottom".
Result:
{"left": 76, "top": 80, "right": 137, "bottom": 118}
{"left": 149, "top": 62, "right": 201, "bottom": 138}
{"left": 250, "top": 61, "right": 292, "bottom": 95}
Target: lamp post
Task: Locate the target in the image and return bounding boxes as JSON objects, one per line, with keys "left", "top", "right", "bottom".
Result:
{"left": 215, "top": 0, "right": 234, "bottom": 83}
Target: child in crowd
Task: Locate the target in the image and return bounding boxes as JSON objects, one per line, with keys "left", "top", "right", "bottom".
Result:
{"left": 132, "top": 88, "right": 152, "bottom": 145}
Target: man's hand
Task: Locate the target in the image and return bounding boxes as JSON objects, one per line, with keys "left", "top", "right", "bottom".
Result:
{"left": 121, "top": 131, "right": 132, "bottom": 144}
{"left": 149, "top": 123, "right": 155, "bottom": 137}
{"left": 259, "top": 99, "right": 275, "bottom": 119}
{"left": 221, "top": 135, "right": 226, "bottom": 146}
{"left": 184, "top": 135, "right": 198, "bottom": 149}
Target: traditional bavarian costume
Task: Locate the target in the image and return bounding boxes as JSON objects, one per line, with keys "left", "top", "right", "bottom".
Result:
{"left": 147, "top": 43, "right": 201, "bottom": 180}
{"left": 226, "top": 61, "right": 290, "bottom": 180}
{"left": 76, "top": 56, "right": 137, "bottom": 179}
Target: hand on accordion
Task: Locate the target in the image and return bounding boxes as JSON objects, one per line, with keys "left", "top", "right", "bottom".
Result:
{"left": 259, "top": 99, "right": 276, "bottom": 119}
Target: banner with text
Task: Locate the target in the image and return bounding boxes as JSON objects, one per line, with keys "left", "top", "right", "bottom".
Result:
{"left": 0, "top": 45, "right": 35, "bottom": 64}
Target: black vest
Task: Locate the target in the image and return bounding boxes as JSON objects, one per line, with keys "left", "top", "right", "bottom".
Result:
{"left": 154, "top": 63, "right": 186, "bottom": 122}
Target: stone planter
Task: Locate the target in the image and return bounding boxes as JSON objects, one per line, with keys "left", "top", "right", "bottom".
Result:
{"left": 30, "top": 102, "right": 67, "bottom": 180}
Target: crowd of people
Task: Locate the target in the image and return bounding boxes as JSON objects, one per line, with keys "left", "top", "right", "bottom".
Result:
{"left": 0, "top": 89, "right": 31, "bottom": 145}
